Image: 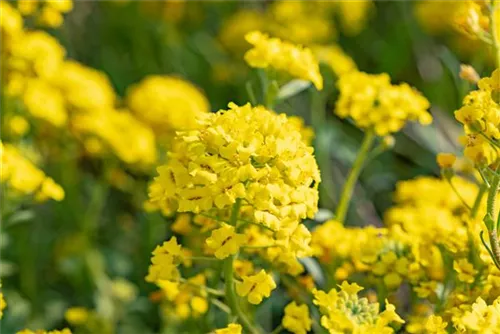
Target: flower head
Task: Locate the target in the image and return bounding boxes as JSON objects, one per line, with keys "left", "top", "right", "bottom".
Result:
{"left": 149, "top": 103, "right": 320, "bottom": 260}
{"left": 282, "top": 302, "right": 312, "bottom": 334}
{"left": 336, "top": 71, "right": 432, "bottom": 136}
{"left": 145, "top": 237, "right": 183, "bottom": 283}
{"left": 206, "top": 224, "right": 247, "bottom": 259}
{"left": 236, "top": 269, "right": 276, "bottom": 304}
{"left": 126, "top": 76, "right": 209, "bottom": 137}
{"left": 244, "top": 31, "right": 323, "bottom": 90}
{"left": 214, "top": 324, "right": 242, "bottom": 334}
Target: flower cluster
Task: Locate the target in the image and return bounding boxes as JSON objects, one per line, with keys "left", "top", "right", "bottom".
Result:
{"left": 215, "top": 323, "right": 242, "bottom": 334}
{"left": 126, "top": 76, "right": 210, "bottom": 140}
{"left": 236, "top": 270, "right": 276, "bottom": 305}
{"left": 313, "top": 281, "right": 404, "bottom": 333}
{"left": 313, "top": 45, "right": 357, "bottom": 77}
{"left": 336, "top": 71, "right": 432, "bottom": 135}
{"left": 145, "top": 237, "right": 184, "bottom": 283}
{"left": 17, "top": 330, "right": 71, "bottom": 334}
{"left": 149, "top": 103, "right": 320, "bottom": 256}
{"left": 219, "top": 1, "right": 373, "bottom": 54}
{"left": 244, "top": 31, "right": 323, "bottom": 90}
{"left": 1, "top": 141, "right": 64, "bottom": 202}
{"left": 2, "top": 2, "right": 158, "bottom": 169}
{"left": 17, "top": 0, "right": 73, "bottom": 28}
{"left": 455, "top": 69, "right": 500, "bottom": 165}
{"left": 281, "top": 302, "right": 311, "bottom": 334}
{"left": 156, "top": 274, "right": 209, "bottom": 319}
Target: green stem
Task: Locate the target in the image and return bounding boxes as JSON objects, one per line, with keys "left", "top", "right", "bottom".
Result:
{"left": 270, "top": 324, "right": 284, "bottom": 334}
{"left": 446, "top": 177, "right": 472, "bottom": 211}
{"left": 471, "top": 184, "right": 487, "bottom": 218}
{"left": 179, "top": 278, "right": 225, "bottom": 297}
{"left": 223, "top": 200, "right": 260, "bottom": 334}
{"left": 335, "top": 130, "right": 376, "bottom": 223}
{"left": 484, "top": 175, "right": 500, "bottom": 266}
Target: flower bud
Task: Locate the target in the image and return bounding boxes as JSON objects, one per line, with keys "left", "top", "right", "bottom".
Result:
{"left": 459, "top": 64, "right": 480, "bottom": 84}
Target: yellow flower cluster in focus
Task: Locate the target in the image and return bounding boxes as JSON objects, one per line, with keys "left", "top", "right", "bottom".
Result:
{"left": 336, "top": 71, "right": 432, "bottom": 135}
{"left": 1, "top": 142, "right": 64, "bottom": 202}
{"left": 244, "top": 31, "right": 323, "bottom": 90}
{"left": 235, "top": 269, "right": 276, "bottom": 305}
{"left": 148, "top": 103, "right": 320, "bottom": 260}
{"left": 455, "top": 69, "right": 500, "bottom": 165}
{"left": 313, "top": 281, "right": 404, "bottom": 333}
{"left": 453, "top": 296, "right": 500, "bottom": 332}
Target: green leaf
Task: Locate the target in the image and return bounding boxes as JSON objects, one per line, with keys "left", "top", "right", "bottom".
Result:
{"left": 277, "top": 80, "right": 311, "bottom": 101}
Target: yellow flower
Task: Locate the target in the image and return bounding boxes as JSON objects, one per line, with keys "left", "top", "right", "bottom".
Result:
{"left": 8, "top": 115, "right": 30, "bottom": 136}
{"left": 244, "top": 31, "right": 323, "bottom": 90}
{"left": 23, "top": 79, "right": 67, "bottom": 127}
{"left": 9, "top": 31, "right": 66, "bottom": 80}
{"left": 17, "top": 0, "right": 73, "bottom": 28}
{"left": 218, "top": 10, "right": 265, "bottom": 54}
{"left": 453, "top": 259, "right": 478, "bottom": 284}
{"left": 456, "top": 297, "right": 500, "bottom": 332}
{"left": 214, "top": 323, "right": 242, "bottom": 334}
{"left": 39, "top": 6, "right": 63, "bottom": 27}
{"left": 287, "top": 116, "right": 315, "bottom": 146}
{"left": 72, "top": 108, "right": 157, "bottom": 167}
{"left": 313, "top": 44, "right": 357, "bottom": 77}
{"left": 455, "top": 69, "right": 500, "bottom": 165}
{"left": 338, "top": 281, "right": 363, "bottom": 295}
{"left": 378, "top": 299, "right": 405, "bottom": 325}
{"left": 148, "top": 103, "right": 320, "bottom": 261}
{"left": 126, "top": 76, "right": 209, "bottom": 137}
{"left": 425, "top": 315, "right": 448, "bottom": 334}
{"left": 159, "top": 274, "right": 209, "bottom": 319}
{"left": 54, "top": 61, "right": 116, "bottom": 111}
{"left": 206, "top": 224, "right": 247, "bottom": 259}
{"left": 1, "top": 141, "right": 65, "bottom": 201}
{"left": 460, "top": 64, "right": 480, "bottom": 84}
{"left": 145, "top": 237, "right": 183, "bottom": 283}
{"left": 0, "top": 290, "right": 6, "bottom": 319}
{"left": 282, "top": 302, "right": 312, "bottom": 334}
{"left": 1, "top": 1, "right": 23, "bottom": 40}
{"left": 269, "top": 2, "right": 336, "bottom": 46}
{"left": 64, "top": 307, "right": 89, "bottom": 325}
{"left": 17, "top": 330, "right": 72, "bottom": 334}
{"left": 436, "top": 153, "right": 457, "bottom": 169}
{"left": 35, "top": 177, "right": 65, "bottom": 202}
{"left": 236, "top": 269, "right": 276, "bottom": 304}
{"left": 336, "top": 71, "right": 432, "bottom": 136}
{"left": 335, "top": 0, "right": 373, "bottom": 36}
{"left": 313, "top": 281, "right": 404, "bottom": 333}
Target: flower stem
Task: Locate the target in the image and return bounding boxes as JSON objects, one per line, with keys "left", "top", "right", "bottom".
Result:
{"left": 335, "top": 129, "right": 376, "bottom": 223}
{"left": 179, "top": 278, "right": 225, "bottom": 297}
{"left": 270, "top": 324, "right": 284, "bottom": 334}
{"left": 484, "top": 174, "right": 500, "bottom": 267}
{"left": 223, "top": 200, "right": 260, "bottom": 334}
{"left": 471, "top": 184, "right": 487, "bottom": 218}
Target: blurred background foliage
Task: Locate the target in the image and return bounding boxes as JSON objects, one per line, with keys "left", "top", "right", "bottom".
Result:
{"left": 0, "top": 1, "right": 496, "bottom": 333}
